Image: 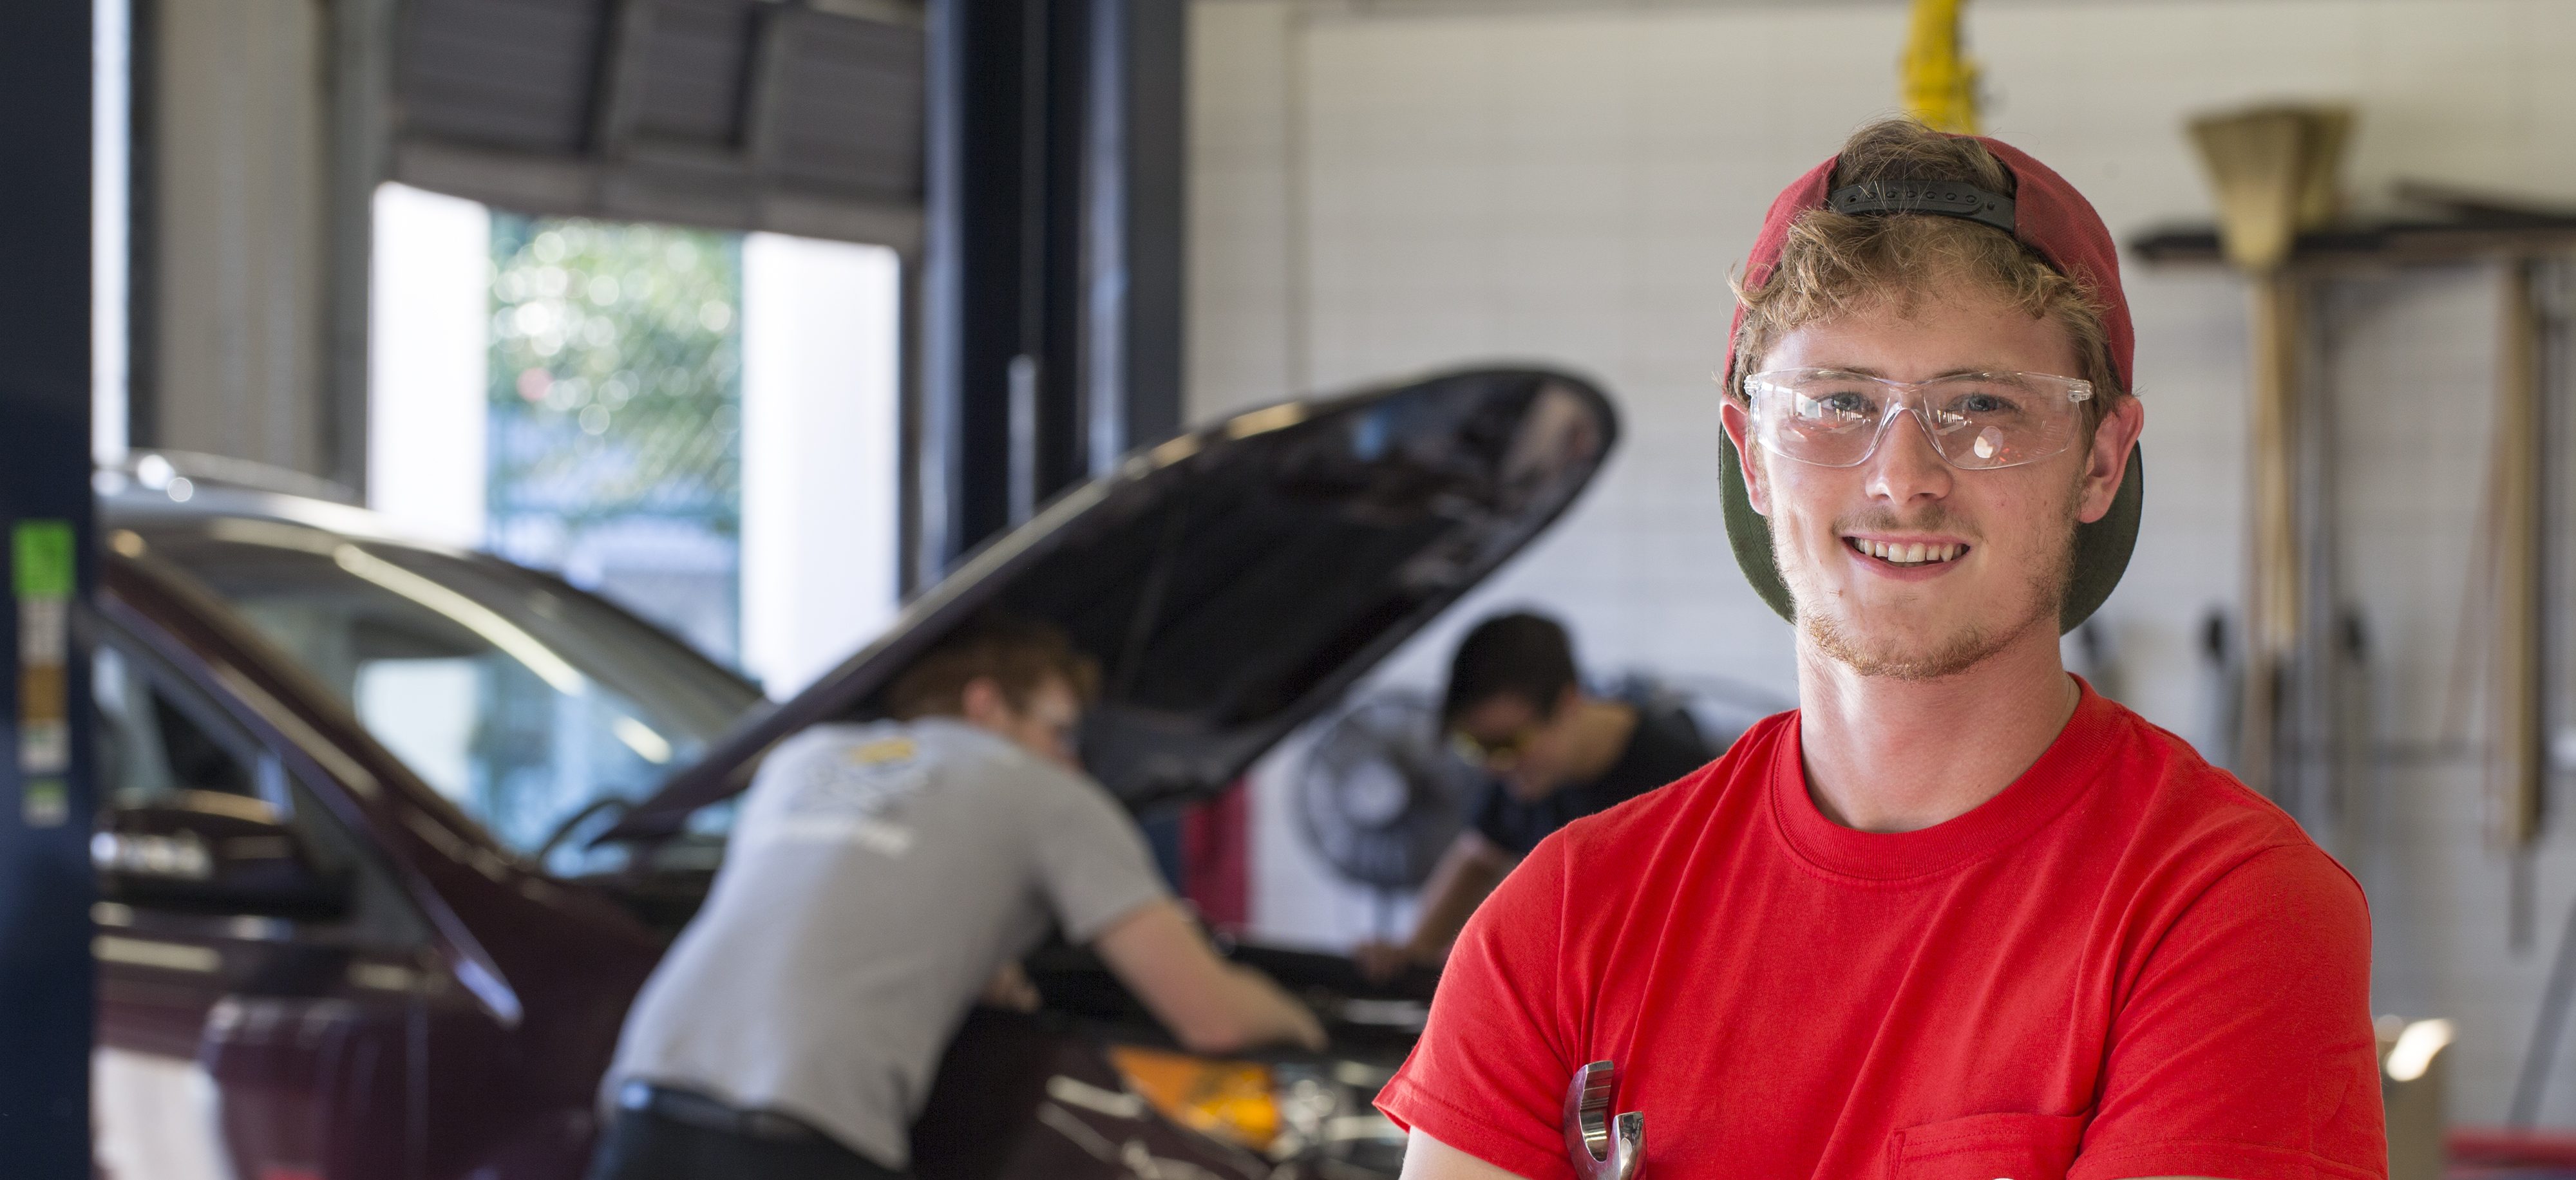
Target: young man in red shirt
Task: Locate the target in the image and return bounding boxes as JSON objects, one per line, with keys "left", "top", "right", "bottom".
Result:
{"left": 1376, "top": 120, "right": 2385, "bottom": 1180}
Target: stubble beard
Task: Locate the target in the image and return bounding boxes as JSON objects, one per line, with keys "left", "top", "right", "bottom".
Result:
{"left": 1781, "top": 496, "right": 2080, "bottom": 684}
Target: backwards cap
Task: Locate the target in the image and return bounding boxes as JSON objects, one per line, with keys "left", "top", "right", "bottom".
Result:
{"left": 1718, "top": 134, "right": 2145, "bottom": 633}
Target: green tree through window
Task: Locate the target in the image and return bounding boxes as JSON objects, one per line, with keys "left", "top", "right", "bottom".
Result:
{"left": 487, "top": 216, "right": 745, "bottom": 664}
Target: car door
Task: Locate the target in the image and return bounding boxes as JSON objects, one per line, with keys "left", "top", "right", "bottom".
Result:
{"left": 91, "top": 626, "right": 438, "bottom": 1180}
{"left": 98, "top": 514, "right": 767, "bottom": 1180}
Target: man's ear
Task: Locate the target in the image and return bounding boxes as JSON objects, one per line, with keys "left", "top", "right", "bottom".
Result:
{"left": 2076, "top": 395, "right": 2146, "bottom": 525}
{"left": 1719, "top": 397, "right": 1771, "bottom": 518}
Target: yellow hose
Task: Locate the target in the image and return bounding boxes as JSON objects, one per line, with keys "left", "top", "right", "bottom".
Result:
{"left": 1901, "top": 0, "right": 1980, "bottom": 135}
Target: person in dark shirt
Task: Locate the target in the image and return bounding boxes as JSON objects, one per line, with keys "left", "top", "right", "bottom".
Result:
{"left": 1354, "top": 613, "right": 1714, "bottom": 980}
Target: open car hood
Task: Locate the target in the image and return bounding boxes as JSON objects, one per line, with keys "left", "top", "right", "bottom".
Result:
{"left": 606, "top": 366, "right": 1618, "bottom": 841}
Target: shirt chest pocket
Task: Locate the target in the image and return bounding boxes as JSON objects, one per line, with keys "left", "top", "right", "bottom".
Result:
{"left": 1887, "top": 1112, "right": 2087, "bottom": 1180}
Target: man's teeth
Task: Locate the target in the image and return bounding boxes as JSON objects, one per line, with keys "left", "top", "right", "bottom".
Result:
{"left": 1851, "top": 539, "right": 1964, "bottom": 565}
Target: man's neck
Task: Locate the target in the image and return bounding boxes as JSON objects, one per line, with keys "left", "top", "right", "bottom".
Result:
{"left": 1794, "top": 630, "right": 2080, "bottom": 834}
{"left": 1562, "top": 697, "right": 1640, "bottom": 785}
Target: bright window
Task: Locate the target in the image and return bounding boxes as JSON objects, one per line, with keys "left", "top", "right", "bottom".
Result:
{"left": 368, "top": 183, "right": 900, "bottom": 699}
{"left": 486, "top": 216, "right": 748, "bottom": 664}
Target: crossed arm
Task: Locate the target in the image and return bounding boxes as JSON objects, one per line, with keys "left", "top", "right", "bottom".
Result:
{"left": 1397, "top": 1131, "right": 2223, "bottom": 1180}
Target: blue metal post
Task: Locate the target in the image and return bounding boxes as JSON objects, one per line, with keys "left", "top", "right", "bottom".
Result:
{"left": 0, "top": 0, "right": 99, "bottom": 1170}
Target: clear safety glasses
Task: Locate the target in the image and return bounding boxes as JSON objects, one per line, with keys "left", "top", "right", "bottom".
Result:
{"left": 1741, "top": 368, "right": 2094, "bottom": 471}
{"left": 1449, "top": 725, "right": 1539, "bottom": 772}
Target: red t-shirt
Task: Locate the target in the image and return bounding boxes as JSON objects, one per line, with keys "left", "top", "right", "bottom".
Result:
{"left": 1376, "top": 680, "right": 2383, "bottom": 1180}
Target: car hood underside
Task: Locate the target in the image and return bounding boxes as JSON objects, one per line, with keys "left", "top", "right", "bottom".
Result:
{"left": 609, "top": 366, "right": 1618, "bottom": 841}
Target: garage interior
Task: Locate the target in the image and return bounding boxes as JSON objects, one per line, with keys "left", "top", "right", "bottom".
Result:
{"left": 8, "top": 0, "right": 2576, "bottom": 1176}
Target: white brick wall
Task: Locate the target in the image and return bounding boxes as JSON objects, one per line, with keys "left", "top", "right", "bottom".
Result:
{"left": 1195, "top": 0, "right": 2576, "bottom": 1125}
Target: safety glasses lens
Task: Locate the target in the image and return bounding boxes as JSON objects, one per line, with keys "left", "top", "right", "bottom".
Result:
{"left": 1449, "top": 730, "right": 1524, "bottom": 770}
{"left": 1747, "top": 371, "right": 2087, "bottom": 470}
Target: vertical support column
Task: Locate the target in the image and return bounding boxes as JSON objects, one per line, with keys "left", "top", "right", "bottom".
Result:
{"left": 0, "top": 0, "right": 99, "bottom": 1170}
{"left": 919, "top": 0, "right": 1069, "bottom": 575}
{"left": 916, "top": 0, "right": 1184, "bottom": 586}
{"left": 124, "top": 0, "right": 158, "bottom": 453}
{"left": 912, "top": 0, "right": 960, "bottom": 590}
{"left": 323, "top": 0, "right": 394, "bottom": 494}
{"left": 1080, "top": 0, "right": 1186, "bottom": 473}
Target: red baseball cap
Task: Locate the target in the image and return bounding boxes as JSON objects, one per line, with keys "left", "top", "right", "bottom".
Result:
{"left": 1717, "top": 135, "right": 2145, "bottom": 633}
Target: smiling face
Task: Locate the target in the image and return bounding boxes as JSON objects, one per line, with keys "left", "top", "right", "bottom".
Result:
{"left": 1723, "top": 284, "right": 2137, "bottom": 681}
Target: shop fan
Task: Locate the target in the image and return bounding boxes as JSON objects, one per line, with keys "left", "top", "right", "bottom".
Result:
{"left": 1293, "top": 691, "right": 1477, "bottom": 933}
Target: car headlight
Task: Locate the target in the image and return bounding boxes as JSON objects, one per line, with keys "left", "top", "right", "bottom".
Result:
{"left": 1106, "top": 1045, "right": 1283, "bottom": 1152}
{"left": 1105, "top": 1045, "right": 1406, "bottom": 1167}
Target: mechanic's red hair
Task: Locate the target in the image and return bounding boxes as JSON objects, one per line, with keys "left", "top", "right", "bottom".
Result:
{"left": 887, "top": 614, "right": 1101, "bottom": 720}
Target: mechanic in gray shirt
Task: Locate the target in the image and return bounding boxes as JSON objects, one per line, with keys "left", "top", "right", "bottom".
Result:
{"left": 591, "top": 617, "right": 1325, "bottom": 1180}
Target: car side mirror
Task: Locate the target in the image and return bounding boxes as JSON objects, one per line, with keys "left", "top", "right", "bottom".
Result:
{"left": 94, "top": 791, "right": 350, "bottom": 921}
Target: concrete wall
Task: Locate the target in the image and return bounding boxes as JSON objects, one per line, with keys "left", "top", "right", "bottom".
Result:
{"left": 147, "top": 0, "right": 335, "bottom": 479}
{"left": 1191, "top": 0, "right": 2576, "bottom": 1125}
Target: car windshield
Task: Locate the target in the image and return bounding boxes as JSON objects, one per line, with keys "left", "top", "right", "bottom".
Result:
{"left": 122, "top": 514, "right": 764, "bottom": 870}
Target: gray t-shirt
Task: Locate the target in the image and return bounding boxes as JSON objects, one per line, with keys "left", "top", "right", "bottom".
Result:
{"left": 603, "top": 718, "right": 1170, "bottom": 1169}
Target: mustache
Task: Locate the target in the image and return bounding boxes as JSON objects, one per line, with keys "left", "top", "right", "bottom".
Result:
{"left": 1830, "top": 506, "right": 1978, "bottom": 541}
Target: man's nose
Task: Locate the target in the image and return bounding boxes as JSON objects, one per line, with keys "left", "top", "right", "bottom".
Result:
{"left": 1864, "top": 407, "right": 1955, "bottom": 505}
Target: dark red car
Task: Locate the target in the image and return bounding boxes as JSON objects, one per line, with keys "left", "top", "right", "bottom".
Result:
{"left": 88, "top": 366, "right": 1616, "bottom": 1180}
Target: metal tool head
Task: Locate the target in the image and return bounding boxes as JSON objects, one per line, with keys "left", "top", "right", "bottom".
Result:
{"left": 1563, "top": 1060, "right": 1645, "bottom": 1180}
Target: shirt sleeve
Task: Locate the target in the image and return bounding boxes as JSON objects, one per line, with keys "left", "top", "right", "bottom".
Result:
{"left": 1028, "top": 768, "right": 1171, "bottom": 944}
{"left": 2070, "top": 844, "right": 2385, "bottom": 1180}
{"left": 1375, "top": 832, "right": 1577, "bottom": 1180}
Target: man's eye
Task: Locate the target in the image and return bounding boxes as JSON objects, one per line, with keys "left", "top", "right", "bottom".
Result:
{"left": 1797, "top": 391, "right": 1876, "bottom": 420}
{"left": 1950, "top": 392, "right": 2023, "bottom": 417}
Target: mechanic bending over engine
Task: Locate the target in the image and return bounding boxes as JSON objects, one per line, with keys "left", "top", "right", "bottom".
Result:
{"left": 592, "top": 615, "right": 1325, "bottom": 1180}
{"left": 1354, "top": 612, "right": 1713, "bottom": 981}
{"left": 1381, "top": 120, "right": 2385, "bottom": 1179}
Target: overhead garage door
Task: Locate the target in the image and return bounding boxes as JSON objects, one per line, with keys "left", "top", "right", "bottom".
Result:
{"left": 391, "top": 0, "right": 925, "bottom": 247}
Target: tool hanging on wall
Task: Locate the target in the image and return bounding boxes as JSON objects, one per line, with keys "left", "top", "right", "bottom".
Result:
{"left": 2505, "top": 261, "right": 2576, "bottom": 1120}
{"left": 2373, "top": 191, "right": 2575, "bottom": 948}
{"left": 2399, "top": 189, "right": 2564, "bottom": 872}
{"left": 2488, "top": 259, "right": 2548, "bottom": 853}
{"left": 1900, "top": 0, "right": 1979, "bottom": 135}
{"left": 2187, "top": 104, "right": 2353, "bottom": 801}
{"left": 2141, "top": 156, "right": 2576, "bottom": 946}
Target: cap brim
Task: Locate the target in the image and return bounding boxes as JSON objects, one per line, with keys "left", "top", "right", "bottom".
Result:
{"left": 1719, "top": 434, "right": 2144, "bottom": 635}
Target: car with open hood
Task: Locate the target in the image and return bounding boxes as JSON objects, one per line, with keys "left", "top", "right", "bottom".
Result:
{"left": 88, "top": 366, "right": 1618, "bottom": 1180}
